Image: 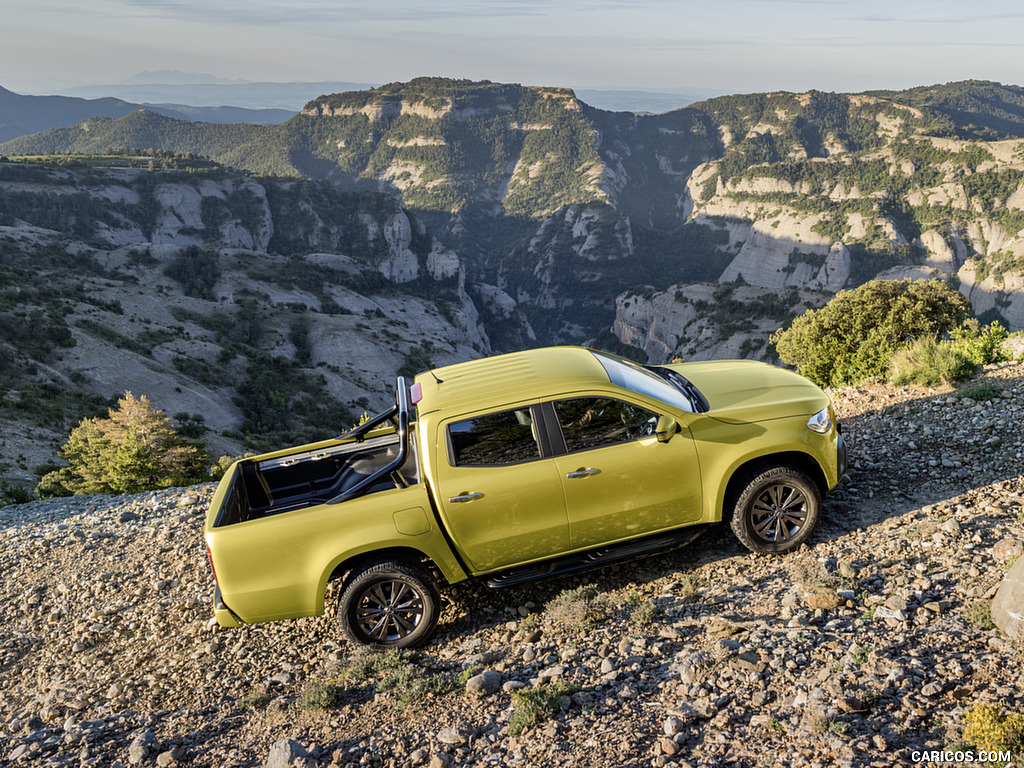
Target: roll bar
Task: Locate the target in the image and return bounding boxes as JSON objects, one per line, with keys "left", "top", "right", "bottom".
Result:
{"left": 326, "top": 377, "right": 411, "bottom": 505}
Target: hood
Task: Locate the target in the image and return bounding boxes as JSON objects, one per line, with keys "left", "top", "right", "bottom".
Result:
{"left": 659, "top": 360, "right": 829, "bottom": 424}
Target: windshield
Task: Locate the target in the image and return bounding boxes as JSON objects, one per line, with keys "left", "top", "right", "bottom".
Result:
{"left": 591, "top": 351, "right": 702, "bottom": 413}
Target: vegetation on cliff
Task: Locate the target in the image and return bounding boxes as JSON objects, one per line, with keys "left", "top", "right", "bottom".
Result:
{"left": 771, "top": 278, "right": 1014, "bottom": 388}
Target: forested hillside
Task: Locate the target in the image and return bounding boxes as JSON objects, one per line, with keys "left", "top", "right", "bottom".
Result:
{"left": 0, "top": 158, "right": 505, "bottom": 485}
{"left": 6, "top": 78, "right": 1024, "bottom": 355}
{"left": 0, "top": 85, "right": 291, "bottom": 144}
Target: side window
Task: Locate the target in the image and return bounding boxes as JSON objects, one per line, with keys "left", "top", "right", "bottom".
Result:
{"left": 447, "top": 408, "right": 540, "bottom": 466}
{"left": 554, "top": 397, "right": 659, "bottom": 453}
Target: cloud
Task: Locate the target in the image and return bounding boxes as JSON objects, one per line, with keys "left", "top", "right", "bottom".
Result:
{"left": 111, "top": 0, "right": 566, "bottom": 26}
{"left": 854, "top": 11, "right": 1024, "bottom": 25}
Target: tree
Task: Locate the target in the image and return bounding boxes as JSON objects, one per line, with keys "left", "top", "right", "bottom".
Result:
{"left": 771, "top": 278, "right": 971, "bottom": 387}
{"left": 37, "top": 392, "right": 209, "bottom": 497}
{"left": 164, "top": 245, "right": 221, "bottom": 300}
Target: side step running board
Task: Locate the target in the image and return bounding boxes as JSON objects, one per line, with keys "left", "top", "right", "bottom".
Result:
{"left": 485, "top": 525, "right": 710, "bottom": 589}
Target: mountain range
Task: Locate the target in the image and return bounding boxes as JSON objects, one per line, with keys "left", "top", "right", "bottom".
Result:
{"left": 0, "top": 85, "right": 294, "bottom": 143}
{"left": 0, "top": 76, "right": 718, "bottom": 146}
{"left": 2, "top": 76, "right": 1024, "bottom": 485}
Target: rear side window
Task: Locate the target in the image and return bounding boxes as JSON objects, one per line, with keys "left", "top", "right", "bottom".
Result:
{"left": 447, "top": 408, "right": 540, "bottom": 466}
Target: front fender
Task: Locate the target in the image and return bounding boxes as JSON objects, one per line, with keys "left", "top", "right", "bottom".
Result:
{"left": 689, "top": 413, "right": 841, "bottom": 522}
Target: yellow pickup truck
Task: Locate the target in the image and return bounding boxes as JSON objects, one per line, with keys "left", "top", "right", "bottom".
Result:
{"left": 205, "top": 346, "right": 846, "bottom": 648}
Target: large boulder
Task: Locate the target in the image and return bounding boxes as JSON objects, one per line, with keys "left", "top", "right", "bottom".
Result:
{"left": 992, "top": 554, "right": 1024, "bottom": 642}
{"left": 265, "top": 738, "right": 311, "bottom": 768}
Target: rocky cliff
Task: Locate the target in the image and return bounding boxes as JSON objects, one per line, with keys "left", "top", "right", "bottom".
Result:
{"left": 0, "top": 160, "right": 518, "bottom": 478}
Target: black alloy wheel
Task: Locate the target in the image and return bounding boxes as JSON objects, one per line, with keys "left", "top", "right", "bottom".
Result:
{"left": 730, "top": 466, "right": 821, "bottom": 554}
{"left": 338, "top": 560, "right": 440, "bottom": 648}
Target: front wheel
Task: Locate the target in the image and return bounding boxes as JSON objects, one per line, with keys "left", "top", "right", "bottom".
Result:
{"left": 730, "top": 466, "right": 821, "bottom": 554}
{"left": 338, "top": 560, "right": 440, "bottom": 648}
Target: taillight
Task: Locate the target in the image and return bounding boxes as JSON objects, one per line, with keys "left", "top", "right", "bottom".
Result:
{"left": 206, "top": 545, "right": 218, "bottom": 583}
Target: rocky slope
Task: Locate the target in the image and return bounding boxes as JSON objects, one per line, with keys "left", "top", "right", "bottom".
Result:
{"left": 1, "top": 362, "right": 1022, "bottom": 768}
{"left": 0, "top": 160, "right": 533, "bottom": 480}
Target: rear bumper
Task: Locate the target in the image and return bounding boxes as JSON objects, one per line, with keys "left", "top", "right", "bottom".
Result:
{"left": 214, "top": 585, "right": 243, "bottom": 628}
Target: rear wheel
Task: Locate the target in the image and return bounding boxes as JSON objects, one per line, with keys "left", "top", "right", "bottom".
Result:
{"left": 730, "top": 466, "right": 820, "bottom": 554}
{"left": 338, "top": 560, "right": 440, "bottom": 648}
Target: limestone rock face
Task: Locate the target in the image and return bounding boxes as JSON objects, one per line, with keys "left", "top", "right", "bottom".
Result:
{"left": 992, "top": 555, "right": 1024, "bottom": 642}
{"left": 152, "top": 179, "right": 273, "bottom": 250}
{"left": 957, "top": 264, "right": 1024, "bottom": 331}
{"left": 378, "top": 211, "right": 420, "bottom": 283}
{"left": 501, "top": 203, "right": 634, "bottom": 312}
{"left": 718, "top": 220, "right": 847, "bottom": 293}
{"left": 611, "top": 283, "right": 827, "bottom": 364}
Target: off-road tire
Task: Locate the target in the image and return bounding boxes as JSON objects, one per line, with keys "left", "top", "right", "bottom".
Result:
{"left": 730, "top": 466, "right": 821, "bottom": 554}
{"left": 338, "top": 560, "right": 440, "bottom": 648}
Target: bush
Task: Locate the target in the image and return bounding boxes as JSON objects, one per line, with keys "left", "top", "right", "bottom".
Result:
{"left": 962, "top": 702, "right": 1024, "bottom": 754}
{"left": 37, "top": 391, "right": 209, "bottom": 497}
{"left": 957, "top": 383, "right": 998, "bottom": 401}
{"left": 545, "top": 584, "right": 610, "bottom": 632}
{"left": 164, "top": 245, "right": 221, "bottom": 300}
{"left": 889, "top": 337, "right": 976, "bottom": 387}
{"left": 508, "top": 681, "right": 580, "bottom": 736}
{"left": 298, "top": 678, "right": 346, "bottom": 711}
{"left": 772, "top": 278, "right": 971, "bottom": 387}
{"left": 951, "top": 319, "right": 1012, "bottom": 365}
{"left": 0, "top": 481, "right": 34, "bottom": 506}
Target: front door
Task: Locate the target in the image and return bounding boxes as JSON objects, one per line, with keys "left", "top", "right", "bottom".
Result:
{"left": 549, "top": 397, "right": 702, "bottom": 550}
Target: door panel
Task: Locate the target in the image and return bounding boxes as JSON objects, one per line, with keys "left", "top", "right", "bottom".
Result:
{"left": 550, "top": 397, "right": 702, "bottom": 549}
{"left": 434, "top": 406, "right": 569, "bottom": 572}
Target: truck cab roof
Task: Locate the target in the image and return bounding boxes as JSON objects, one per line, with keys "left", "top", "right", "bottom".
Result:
{"left": 413, "top": 346, "right": 609, "bottom": 416}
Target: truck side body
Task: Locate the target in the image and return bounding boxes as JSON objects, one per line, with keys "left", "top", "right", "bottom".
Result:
{"left": 205, "top": 347, "right": 846, "bottom": 639}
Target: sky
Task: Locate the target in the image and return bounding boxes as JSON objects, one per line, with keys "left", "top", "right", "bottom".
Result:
{"left": 4, "top": 0, "right": 1024, "bottom": 97}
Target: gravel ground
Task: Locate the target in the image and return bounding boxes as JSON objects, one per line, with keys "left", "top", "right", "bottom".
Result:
{"left": 1, "top": 363, "right": 1023, "bottom": 768}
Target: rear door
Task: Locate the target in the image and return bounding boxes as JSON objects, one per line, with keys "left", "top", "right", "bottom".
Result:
{"left": 547, "top": 396, "right": 702, "bottom": 549}
{"left": 432, "top": 404, "right": 570, "bottom": 572}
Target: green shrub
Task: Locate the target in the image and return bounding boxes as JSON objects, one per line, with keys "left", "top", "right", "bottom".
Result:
{"left": 889, "top": 337, "right": 976, "bottom": 386}
{"left": 0, "top": 481, "right": 34, "bottom": 506}
{"left": 963, "top": 600, "right": 995, "bottom": 630}
{"left": 298, "top": 678, "right": 346, "bottom": 710}
{"left": 772, "top": 278, "right": 971, "bottom": 387}
{"left": 628, "top": 599, "right": 664, "bottom": 626}
{"left": 164, "top": 245, "right": 221, "bottom": 300}
{"left": 508, "top": 681, "right": 580, "bottom": 736}
{"left": 332, "top": 649, "right": 460, "bottom": 710}
{"left": 957, "top": 383, "right": 998, "bottom": 401}
{"left": 951, "top": 319, "right": 1012, "bottom": 365}
{"left": 37, "top": 392, "right": 209, "bottom": 497}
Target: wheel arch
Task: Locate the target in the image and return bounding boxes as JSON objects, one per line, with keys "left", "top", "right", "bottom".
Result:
{"left": 720, "top": 451, "right": 827, "bottom": 524}
{"left": 319, "top": 546, "right": 446, "bottom": 612}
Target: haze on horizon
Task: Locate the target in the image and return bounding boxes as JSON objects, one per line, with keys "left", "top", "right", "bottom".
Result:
{"left": 4, "top": 0, "right": 1024, "bottom": 98}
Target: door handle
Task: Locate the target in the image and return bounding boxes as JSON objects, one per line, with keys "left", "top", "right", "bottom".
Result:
{"left": 566, "top": 468, "right": 601, "bottom": 479}
{"left": 449, "top": 492, "right": 483, "bottom": 503}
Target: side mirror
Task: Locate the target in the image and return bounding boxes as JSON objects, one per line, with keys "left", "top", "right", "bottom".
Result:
{"left": 655, "top": 415, "right": 679, "bottom": 443}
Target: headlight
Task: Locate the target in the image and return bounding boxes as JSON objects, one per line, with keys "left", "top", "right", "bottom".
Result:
{"left": 807, "top": 406, "right": 832, "bottom": 434}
